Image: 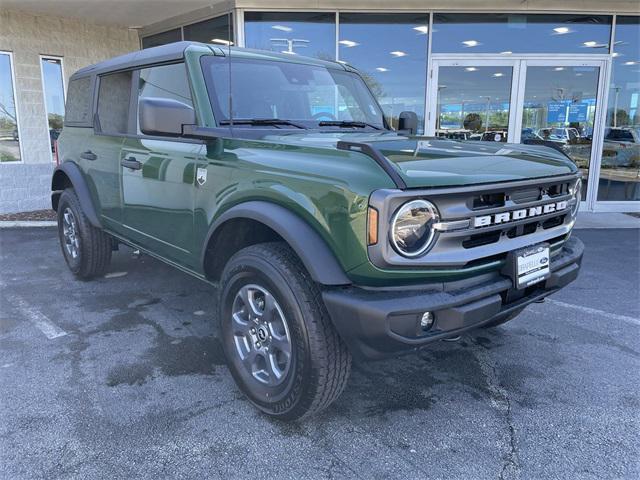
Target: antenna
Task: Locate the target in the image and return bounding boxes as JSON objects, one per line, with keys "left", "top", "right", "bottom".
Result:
{"left": 228, "top": 12, "right": 233, "bottom": 129}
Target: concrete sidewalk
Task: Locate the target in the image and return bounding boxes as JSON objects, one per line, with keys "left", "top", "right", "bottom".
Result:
{"left": 574, "top": 212, "right": 640, "bottom": 229}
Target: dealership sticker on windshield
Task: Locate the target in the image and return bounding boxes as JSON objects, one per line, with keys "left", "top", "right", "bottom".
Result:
{"left": 514, "top": 243, "right": 550, "bottom": 289}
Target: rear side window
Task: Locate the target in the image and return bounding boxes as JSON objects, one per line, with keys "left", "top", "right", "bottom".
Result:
{"left": 97, "top": 71, "right": 132, "bottom": 134}
{"left": 137, "top": 63, "right": 193, "bottom": 134}
{"left": 65, "top": 76, "right": 93, "bottom": 126}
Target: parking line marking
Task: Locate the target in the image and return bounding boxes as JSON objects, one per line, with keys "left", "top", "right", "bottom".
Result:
{"left": 546, "top": 299, "right": 640, "bottom": 327}
{"left": 7, "top": 294, "right": 67, "bottom": 339}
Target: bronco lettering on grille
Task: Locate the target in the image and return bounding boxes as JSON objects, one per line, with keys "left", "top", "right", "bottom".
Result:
{"left": 473, "top": 201, "right": 568, "bottom": 228}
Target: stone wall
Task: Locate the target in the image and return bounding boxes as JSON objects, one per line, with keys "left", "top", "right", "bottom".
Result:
{"left": 0, "top": 9, "right": 139, "bottom": 213}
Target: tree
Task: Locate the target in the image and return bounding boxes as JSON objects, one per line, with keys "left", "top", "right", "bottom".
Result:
{"left": 463, "top": 113, "right": 482, "bottom": 131}
{"left": 48, "top": 113, "right": 64, "bottom": 130}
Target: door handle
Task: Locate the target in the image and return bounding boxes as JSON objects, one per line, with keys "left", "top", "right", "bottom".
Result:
{"left": 121, "top": 157, "right": 142, "bottom": 170}
{"left": 80, "top": 150, "right": 97, "bottom": 161}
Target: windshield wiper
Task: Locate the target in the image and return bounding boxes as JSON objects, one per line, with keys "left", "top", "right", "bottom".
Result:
{"left": 318, "top": 120, "right": 382, "bottom": 130}
{"left": 219, "top": 118, "right": 307, "bottom": 129}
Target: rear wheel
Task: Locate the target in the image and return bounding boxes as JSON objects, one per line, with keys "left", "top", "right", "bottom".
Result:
{"left": 218, "top": 242, "right": 351, "bottom": 420}
{"left": 57, "top": 188, "right": 112, "bottom": 279}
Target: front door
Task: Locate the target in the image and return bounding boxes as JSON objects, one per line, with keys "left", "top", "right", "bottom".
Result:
{"left": 120, "top": 138, "right": 204, "bottom": 265}
{"left": 513, "top": 60, "right": 605, "bottom": 203}
{"left": 119, "top": 61, "right": 202, "bottom": 267}
{"left": 427, "top": 56, "right": 609, "bottom": 209}
{"left": 429, "top": 59, "right": 519, "bottom": 143}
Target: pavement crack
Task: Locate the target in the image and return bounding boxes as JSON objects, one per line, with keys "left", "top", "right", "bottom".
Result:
{"left": 472, "top": 339, "right": 520, "bottom": 480}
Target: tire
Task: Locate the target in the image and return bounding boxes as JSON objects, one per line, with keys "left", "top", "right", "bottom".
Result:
{"left": 57, "top": 188, "right": 112, "bottom": 279}
{"left": 218, "top": 242, "right": 351, "bottom": 421}
{"left": 481, "top": 307, "right": 525, "bottom": 329}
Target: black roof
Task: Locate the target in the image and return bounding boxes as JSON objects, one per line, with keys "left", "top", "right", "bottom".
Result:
{"left": 72, "top": 41, "right": 201, "bottom": 78}
{"left": 71, "top": 41, "right": 347, "bottom": 79}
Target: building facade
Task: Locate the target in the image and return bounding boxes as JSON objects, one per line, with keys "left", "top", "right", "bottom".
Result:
{"left": 1, "top": 1, "right": 638, "bottom": 213}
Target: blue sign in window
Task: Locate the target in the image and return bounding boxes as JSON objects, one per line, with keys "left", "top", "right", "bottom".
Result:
{"left": 568, "top": 103, "right": 588, "bottom": 122}
{"left": 547, "top": 102, "right": 568, "bottom": 123}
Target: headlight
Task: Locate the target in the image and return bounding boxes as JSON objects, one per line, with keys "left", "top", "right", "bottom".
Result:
{"left": 569, "top": 178, "right": 581, "bottom": 217}
{"left": 390, "top": 200, "right": 439, "bottom": 257}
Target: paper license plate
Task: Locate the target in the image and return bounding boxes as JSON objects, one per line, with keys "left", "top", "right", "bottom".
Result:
{"left": 515, "top": 243, "right": 550, "bottom": 289}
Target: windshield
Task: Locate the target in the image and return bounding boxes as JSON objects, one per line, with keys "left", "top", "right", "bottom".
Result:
{"left": 201, "top": 55, "right": 386, "bottom": 129}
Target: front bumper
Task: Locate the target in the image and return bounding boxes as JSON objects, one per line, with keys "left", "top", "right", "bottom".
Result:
{"left": 322, "top": 236, "right": 584, "bottom": 359}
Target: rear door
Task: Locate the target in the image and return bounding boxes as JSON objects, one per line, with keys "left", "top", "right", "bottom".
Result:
{"left": 120, "top": 62, "right": 204, "bottom": 267}
{"left": 90, "top": 71, "right": 135, "bottom": 230}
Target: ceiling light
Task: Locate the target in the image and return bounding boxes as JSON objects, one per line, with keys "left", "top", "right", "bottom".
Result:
{"left": 339, "top": 40, "right": 359, "bottom": 47}
{"left": 462, "top": 40, "right": 480, "bottom": 47}
{"left": 390, "top": 51, "right": 407, "bottom": 57}
{"left": 624, "top": 61, "right": 638, "bottom": 65}
{"left": 554, "top": 67, "right": 565, "bottom": 71}
{"left": 553, "top": 27, "right": 570, "bottom": 35}
{"left": 493, "top": 72, "right": 504, "bottom": 77}
{"left": 211, "top": 38, "right": 233, "bottom": 45}
{"left": 272, "top": 25, "right": 292, "bottom": 32}
{"left": 413, "top": 25, "right": 429, "bottom": 34}
{"left": 465, "top": 67, "right": 478, "bottom": 72}
{"left": 376, "top": 67, "right": 389, "bottom": 72}
{"left": 612, "top": 52, "right": 621, "bottom": 58}
{"left": 583, "top": 41, "right": 598, "bottom": 47}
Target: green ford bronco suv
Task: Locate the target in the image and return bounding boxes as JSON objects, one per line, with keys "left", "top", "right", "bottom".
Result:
{"left": 52, "top": 42, "right": 583, "bottom": 420}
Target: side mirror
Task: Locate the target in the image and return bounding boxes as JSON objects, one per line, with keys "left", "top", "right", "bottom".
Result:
{"left": 139, "top": 97, "right": 196, "bottom": 137}
{"left": 398, "top": 111, "right": 418, "bottom": 135}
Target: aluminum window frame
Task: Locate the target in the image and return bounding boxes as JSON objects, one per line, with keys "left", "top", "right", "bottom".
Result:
{"left": 0, "top": 50, "right": 24, "bottom": 164}
{"left": 39, "top": 54, "right": 66, "bottom": 163}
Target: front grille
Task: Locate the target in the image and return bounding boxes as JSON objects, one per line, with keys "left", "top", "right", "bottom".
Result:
{"left": 367, "top": 174, "right": 578, "bottom": 270}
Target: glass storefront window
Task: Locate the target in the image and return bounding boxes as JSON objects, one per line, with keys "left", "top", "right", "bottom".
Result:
{"left": 598, "top": 16, "right": 640, "bottom": 201}
{"left": 244, "top": 12, "right": 335, "bottom": 60}
{"left": 519, "top": 65, "right": 600, "bottom": 200}
{"left": 141, "top": 28, "right": 181, "bottom": 49}
{"left": 0, "top": 52, "right": 20, "bottom": 162}
{"left": 41, "top": 57, "right": 65, "bottom": 160}
{"left": 338, "top": 13, "right": 428, "bottom": 132}
{"left": 183, "top": 14, "right": 234, "bottom": 46}
{"left": 432, "top": 14, "right": 612, "bottom": 54}
{"left": 435, "top": 65, "right": 513, "bottom": 141}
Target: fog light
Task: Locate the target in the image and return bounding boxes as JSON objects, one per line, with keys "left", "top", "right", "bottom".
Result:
{"left": 420, "top": 311, "right": 434, "bottom": 331}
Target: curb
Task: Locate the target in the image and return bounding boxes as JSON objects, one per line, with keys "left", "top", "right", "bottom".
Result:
{"left": 0, "top": 221, "right": 57, "bottom": 228}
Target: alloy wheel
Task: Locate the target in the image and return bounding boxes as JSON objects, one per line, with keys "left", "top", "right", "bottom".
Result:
{"left": 231, "top": 284, "right": 292, "bottom": 386}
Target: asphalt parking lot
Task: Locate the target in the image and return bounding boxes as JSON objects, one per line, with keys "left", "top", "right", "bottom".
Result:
{"left": 1, "top": 227, "right": 638, "bottom": 479}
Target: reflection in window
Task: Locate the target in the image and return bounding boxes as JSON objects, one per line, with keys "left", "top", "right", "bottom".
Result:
{"left": 436, "top": 66, "right": 513, "bottom": 142}
{"left": 0, "top": 53, "right": 20, "bottom": 162}
{"left": 41, "top": 57, "right": 65, "bottom": 158}
{"left": 598, "top": 16, "right": 640, "bottom": 201}
{"left": 183, "top": 14, "right": 234, "bottom": 46}
{"left": 141, "top": 28, "right": 181, "bottom": 49}
{"left": 244, "top": 12, "right": 335, "bottom": 60}
{"left": 432, "top": 14, "right": 612, "bottom": 54}
{"left": 338, "top": 13, "right": 428, "bottom": 132}
{"left": 519, "top": 66, "right": 600, "bottom": 200}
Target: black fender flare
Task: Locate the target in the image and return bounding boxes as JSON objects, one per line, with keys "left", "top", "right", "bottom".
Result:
{"left": 203, "top": 201, "right": 352, "bottom": 286}
{"left": 51, "top": 162, "right": 102, "bottom": 228}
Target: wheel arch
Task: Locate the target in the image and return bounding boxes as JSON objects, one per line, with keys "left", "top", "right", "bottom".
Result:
{"left": 202, "top": 201, "right": 351, "bottom": 286}
{"left": 51, "top": 162, "right": 101, "bottom": 228}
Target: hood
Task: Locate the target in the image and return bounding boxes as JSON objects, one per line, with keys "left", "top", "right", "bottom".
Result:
{"left": 262, "top": 131, "right": 578, "bottom": 189}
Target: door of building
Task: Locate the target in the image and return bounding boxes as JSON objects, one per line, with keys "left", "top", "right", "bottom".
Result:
{"left": 426, "top": 56, "right": 610, "bottom": 211}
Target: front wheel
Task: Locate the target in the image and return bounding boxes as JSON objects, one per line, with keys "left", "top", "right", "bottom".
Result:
{"left": 218, "top": 242, "right": 351, "bottom": 421}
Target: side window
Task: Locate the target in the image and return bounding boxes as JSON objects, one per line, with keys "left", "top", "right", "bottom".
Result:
{"left": 97, "top": 71, "right": 132, "bottom": 134}
{"left": 65, "top": 76, "right": 92, "bottom": 126}
{"left": 137, "top": 63, "right": 193, "bottom": 134}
